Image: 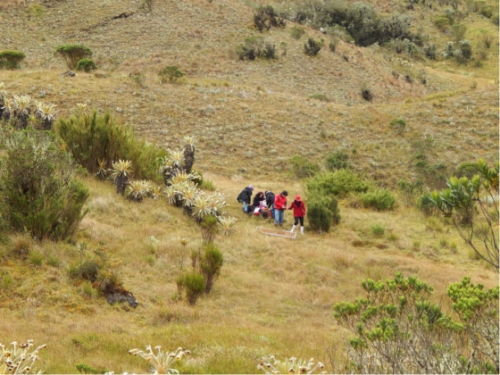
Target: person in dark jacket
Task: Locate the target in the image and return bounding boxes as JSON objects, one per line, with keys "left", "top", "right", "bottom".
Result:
{"left": 237, "top": 185, "right": 253, "bottom": 213}
{"left": 252, "top": 191, "right": 265, "bottom": 209}
{"left": 265, "top": 191, "right": 276, "bottom": 219}
{"left": 288, "top": 195, "right": 307, "bottom": 234}
{"left": 273, "top": 190, "right": 288, "bottom": 226}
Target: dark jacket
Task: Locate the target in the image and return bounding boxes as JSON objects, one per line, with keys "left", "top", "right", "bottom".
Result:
{"left": 253, "top": 192, "right": 265, "bottom": 208}
{"left": 265, "top": 191, "right": 275, "bottom": 207}
{"left": 288, "top": 200, "right": 306, "bottom": 217}
{"left": 237, "top": 187, "right": 253, "bottom": 204}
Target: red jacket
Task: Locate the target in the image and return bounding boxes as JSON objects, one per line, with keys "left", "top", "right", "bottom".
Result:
{"left": 288, "top": 200, "right": 306, "bottom": 217}
{"left": 274, "top": 194, "right": 287, "bottom": 210}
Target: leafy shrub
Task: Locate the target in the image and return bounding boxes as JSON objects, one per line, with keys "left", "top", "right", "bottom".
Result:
{"left": 236, "top": 37, "right": 276, "bottom": 60}
{"left": 55, "top": 44, "right": 92, "bottom": 70}
{"left": 307, "top": 170, "right": 369, "bottom": 197}
{"left": 307, "top": 196, "right": 335, "bottom": 232}
{"left": 158, "top": 66, "right": 185, "bottom": 83}
{"left": 453, "top": 40, "right": 472, "bottom": 64}
{"left": 371, "top": 224, "right": 385, "bottom": 236}
{"left": 433, "top": 15, "right": 451, "bottom": 30}
{"left": 54, "top": 110, "right": 162, "bottom": 181}
{"left": 176, "top": 272, "right": 206, "bottom": 305}
{"left": 0, "top": 131, "right": 89, "bottom": 241}
{"left": 480, "top": 5, "right": 493, "bottom": 18}
{"left": 334, "top": 273, "right": 499, "bottom": 373}
{"left": 69, "top": 259, "right": 102, "bottom": 282}
{"left": 76, "top": 58, "right": 97, "bottom": 72}
{"left": 359, "top": 189, "right": 396, "bottom": 211}
{"left": 289, "top": 155, "right": 320, "bottom": 178}
{"left": 200, "top": 243, "right": 223, "bottom": 294}
{"left": 290, "top": 26, "right": 305, "bottom": 39}
{"left": 304, "top": 38, "right": 322, "bottom": 56}
{"left": 0, "top": 50, "right": 26, "bottom": 69}
{"left": 423, "top": 43, "right": 437, "bottom": 59}
{"left": 200, "top": 215, "right": 219, "bottom": 243}
{"left": 325, "top": 151, "right": 350, "bottom": 171}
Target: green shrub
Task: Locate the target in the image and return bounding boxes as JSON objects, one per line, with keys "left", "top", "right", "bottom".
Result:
{"left": 454, "top": 161, "right": 479, "bottom": 179}
{"left": 69, "top": 259, "right": 102, "bottom": 282}
{"left": 176, "top": 272, "right": 206, "bottom": 305}
{"left": 290, "top": 26, "right": 305, "bottom": 40}
{"left": 417, "top": 192, "right": 438, "bottom": 216}
{"left": 76, "top": 58, "right": 97, "bottom": 72}
{"left": 158, "top": 66, "right": 185, "bottom": 83}
{"left": 0, "top": 50, "right": 26, "bottom": 69}
{"left": 307, "top": 193, "right": 340, "bottom": 232}
{"left": 371, "top": 224, "right": 385, "bottom": 236}
{"left": 54, "top": 110, "right": 162, "bottom": 181}
{"left": 359, "top": 189, "right": 396, "bottom": 211}
{"left": 307, "top": 170, "right": 368, "bottom": 197}
{"left": 397, "top": 179, "right": 424, "bottom": 207}
{"left": 200, "top": 243, "right": 223, "bottom": 294}
{"left": 0, "top": 131, "right": 89, "bottom": 241}
{"left": 480, "top": 6, "right": 493, "bottom": 18}
{"left": 55, "top": 44, "right": 92, "bottom": 70}
{"left": 329, "top": 38, "right": 338, "bottom": 52}
{"left": 289, "top": 155, "right": 320, "bottom": 178}
{"left": 304, "top": 38, "right": 322, "bottom": 56}
{"left": 200, "top": 215, "right": 218, "bottom": 243}
{"left": 325, "top": 151, "right": 350, "bottom": 171}
{"left": 236, "top": 37, "right": 276, "bottom": 60}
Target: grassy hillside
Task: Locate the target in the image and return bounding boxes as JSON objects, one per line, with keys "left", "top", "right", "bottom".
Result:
{"left": 0, "top": 0, "right": 498, "bottom": 373}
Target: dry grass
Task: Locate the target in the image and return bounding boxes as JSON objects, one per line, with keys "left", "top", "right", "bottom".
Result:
{"left": 0, "top": 0, "right": 498, "bottom": 372}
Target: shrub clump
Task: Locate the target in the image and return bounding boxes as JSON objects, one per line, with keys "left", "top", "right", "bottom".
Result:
{"left": 176, "top": 272, "right": 206, "bottom": 305}
{"left": 359, "top": 189, "right": 396, "bottom": 211}
{"left": 236, "top": 37, "right": 276, "bottom": 60}
{"left": 326, "top": 151, "right": 350, "bottom": 171}
{"left": 304, "top": 38, "right": 322, "bottom": 56}
{"left": 200, "top": 242, "right": 224, "bottom": 294}
{"left": 307, "top": 170, "right": 369, "bottom": 198}
{"left": 253, "top": 6, "right": 285, "bottom": 31}
{"left": 158, "top": 66, "right": 185, "bottom": 83}
{"left": 307, "top": 195, "right": 340, "bottom": 233}
{"left": 54, "top": 110, "right": 162, "bottom": 181}
{"left": 0, "top": 50, "right": 26, "bottom": 69}
{"left": 290, "top": 25, "right": 305, "bottom": 40}
{"left": 76, "top": 58, "right": 97, "bottom": 72}
{"left": 0, "top": 130, "right": 89, "bottom": 241}
{"left": 55, "top": 44, "right": 92, "bottom": 70}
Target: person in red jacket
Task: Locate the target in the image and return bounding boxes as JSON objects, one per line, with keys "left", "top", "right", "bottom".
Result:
{"left": 288, "top": 195, "right": 307, "bottom": 234}
{"left": 273, "top": 190, "right": 288, "bottom": 227}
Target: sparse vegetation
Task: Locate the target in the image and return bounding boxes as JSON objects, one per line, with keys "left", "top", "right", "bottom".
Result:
{"left": 158, "top": 66, "right": 185, "bottom": 83}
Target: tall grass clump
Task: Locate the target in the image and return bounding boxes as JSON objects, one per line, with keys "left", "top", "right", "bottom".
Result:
{"left": 54, "top": 110, "right": 162, "bottom": 180}
{"left": 0, "top": 130, "right": 88, "bottom": 241}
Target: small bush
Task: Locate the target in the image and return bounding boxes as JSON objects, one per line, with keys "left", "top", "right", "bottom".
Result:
{"left": 290, "top": 26, "right": 305, "bottom": 40}
{"left": 361, "top": 87, "right": 373, "bottom": 101}
{"left": 359, "top": 189, "right": 396, "bottom": 211}
{"left": 307, "top": 170, "right": 369, "bottom": 198}
{"left": 69, "top": 259, "right": 102, "bottom": 282}
{"left": 307, "top": 196, "right": 333, "bottom": 233}
{"left": 329, "top": 38, "right": 338, "bottom": 52}
{"left": 55, "top": 44, "right": 92, "bottom": 70}
{"left": 158, "top": 66, "right": 185, "bottom": 83}
{"left": 325, "top": 151, "right": 350, "bottom": 171}
{"left": 200, "top": 216, "right": 219, "bottom": 243}
{"left": 200, "top": 179, "right": 216, "bottom": 191}
{"left": 176, "top": 272, "right": 206, "bottom": 305}
{"left": 304, "top": 38, "right": 322, "bottom": 56}
{"left": 76, "top": 58, "right": 97, "bottom": 72}
{"left": 480, "top": 6, "right": 493, "bottom": 18}
{"left": 0, "top": 50, "right": 26, "bottom": 69}
{"left": 433, "top": 16, "right": 451, "bottom": 30}
{"left": 289, "top": 155, "right": 320, "bottom": 178}
{"left": 200, "top": 243, "right": 223, "bottom": 294}
{"left": 371, "top": 224, "right": 385, "bottom": 236}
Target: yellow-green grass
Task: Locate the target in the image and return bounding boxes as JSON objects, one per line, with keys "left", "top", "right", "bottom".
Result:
{"left": 1, "top": 174, "right": 497, "bottom": 373}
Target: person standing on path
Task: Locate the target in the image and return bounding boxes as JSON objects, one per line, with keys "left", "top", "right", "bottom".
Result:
{"left": 237, "top": 185, "right": 254, "bottom": 213}
{"left": 273, "top": 190, "right": 288, "bottom": 227}
{"left": 288, "top": 195, "right": 307, "bottom": 234}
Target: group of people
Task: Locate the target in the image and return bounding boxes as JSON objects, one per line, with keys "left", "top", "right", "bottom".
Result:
{"left": 237, "top": 185, "right": 307, "bottom": 234}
